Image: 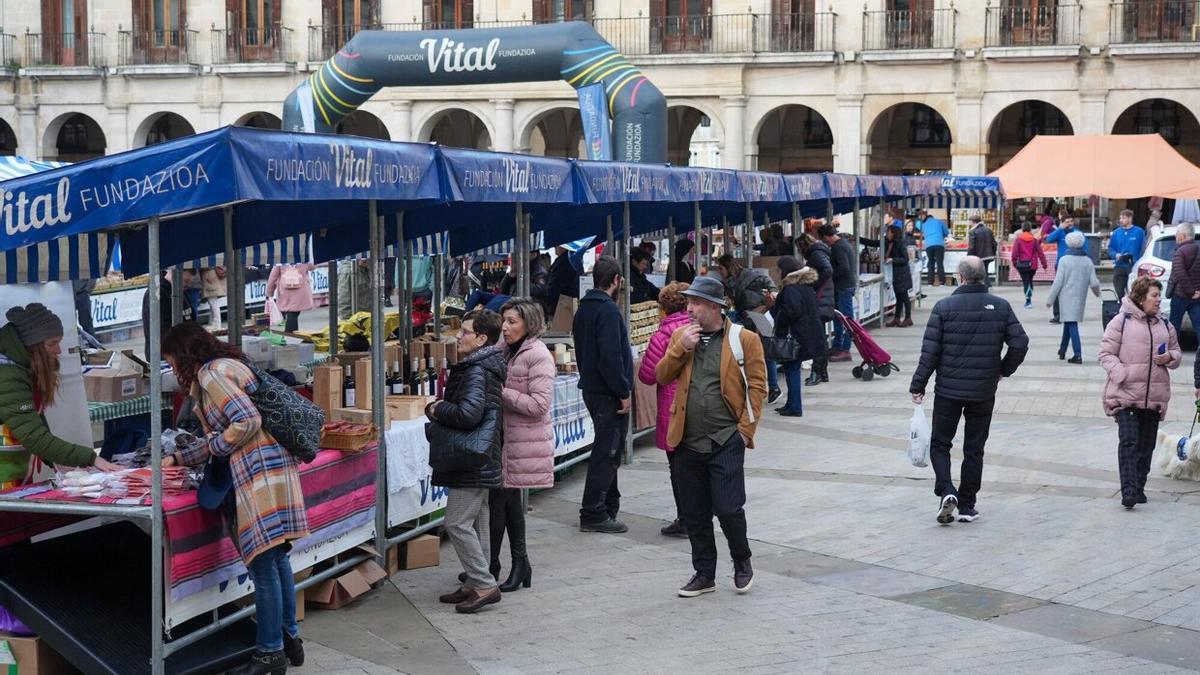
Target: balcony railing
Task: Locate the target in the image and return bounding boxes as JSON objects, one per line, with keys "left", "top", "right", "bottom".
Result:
{"left": 986, "top": 3, "right": 1081, "bottom": 47}
{"left": 1109, "top": 0, "right": 1200, "bottom": 43}
{"left": 118, "top": 29, "right": 199, "bottom": 65}
{"left": 862, "top": 8, "right": 955, "bottom": 50}
{"left": 24, "top": 31, "right": 105, "bottom": 67}
{"left": 309, "top": 14, "right": 835, "bottom": 61}
{"left": 212, "top": 26, "right": 292, "bottom": 64}
{"left": 0, "top": 34, "right": 15, "bottom": 69}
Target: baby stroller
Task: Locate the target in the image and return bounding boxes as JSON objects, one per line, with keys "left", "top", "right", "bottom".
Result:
{"left": 835, "top": 310, "right": 900, "bottom": 382}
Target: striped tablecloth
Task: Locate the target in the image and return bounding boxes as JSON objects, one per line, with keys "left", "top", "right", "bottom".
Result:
{"left": 87, "top": 394, "right": 175, "bottom": 423}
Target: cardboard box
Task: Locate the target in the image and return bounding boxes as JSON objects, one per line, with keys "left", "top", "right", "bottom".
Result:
{"left": 0, "top": 633, "right": 77, "bottom": 675}
{"left": 353, "top": 358, "right": 373, "bottom": 409}
{"left": 82, "top": 352, "right": 146, "bottom": 402}
{"left": 305, "top": 559, "right": 387, "bottom": 610}
{"left": 549, "top": 296, "right": 578, "bottom": 333}
{"left": 400, "top": 534, "right": 440, "bottom": 570}
{"left": 331, "top": 407, "right": 374, "bottom": 425}
{"left": 311, "top": 364, "right": 343, "bottom": 418}
{"left": 385, "top": 395, "right": 434, "bottom": 424}
{"left": 332, "top": 351, "right": 370, "bottom": 368}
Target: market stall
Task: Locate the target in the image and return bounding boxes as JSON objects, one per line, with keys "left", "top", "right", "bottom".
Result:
{"left": 908, "top": 175, "right": 1007, "bottom": 283}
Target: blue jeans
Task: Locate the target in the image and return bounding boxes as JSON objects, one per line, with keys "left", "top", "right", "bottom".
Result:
{"left": 766, "top": 358, "right": 779, "bottom": 392}
{"left": 782, "top": 360, "right": 803, "bottom": 414}
{"left": 185, "top": 288, "right": 202, "bottom": 322}
{"left": 1169, "top": 297, "right": 1200, "bottom": 337}
{"left": 1059, "top": 321, "right": 1081, "bottom": 358}
{"left": 465, "top": 290, "right": 510, "bottom": 313}
{"left": 246, "top": 544, "right": 299, "bottom": 653}
{"left": 832, "top": 288, "right": 855, "bottom": 351}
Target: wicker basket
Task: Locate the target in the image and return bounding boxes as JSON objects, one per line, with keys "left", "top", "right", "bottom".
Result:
{"left": 320, "top": 425, "right": 377, "bottom": 452}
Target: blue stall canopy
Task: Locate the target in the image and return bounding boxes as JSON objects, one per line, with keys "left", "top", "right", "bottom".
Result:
{"left": 915, "top": 175, "right": 1005, "bottom": 210}
{"left": 0, "top": 155, "right": 116, "bottom": 284}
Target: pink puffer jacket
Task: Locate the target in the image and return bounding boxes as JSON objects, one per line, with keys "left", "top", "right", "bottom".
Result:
{"left": 638, "top": 311, "right": 690, "bottom": 451}
{"left": 1099, "top": 296, "right": 1181, "bottom": 419}
{"left": 501, "top": 338, "right": 556, "bottom": 489}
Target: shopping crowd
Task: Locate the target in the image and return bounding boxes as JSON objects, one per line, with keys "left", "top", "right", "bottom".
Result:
{"left": 2, "top": 206, "right": 1196, "bottom": 674}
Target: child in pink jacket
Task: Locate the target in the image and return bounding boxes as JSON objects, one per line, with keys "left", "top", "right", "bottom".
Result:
{"left": 638, "top": 282, "right": 691, "bottom": 538}
{"left": 1098, "top": 276, "right": 1181, "bottom": 509}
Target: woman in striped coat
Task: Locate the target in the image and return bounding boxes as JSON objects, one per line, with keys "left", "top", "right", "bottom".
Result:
{"left": 162, "top": 323, "right": 309, "bottom": 675}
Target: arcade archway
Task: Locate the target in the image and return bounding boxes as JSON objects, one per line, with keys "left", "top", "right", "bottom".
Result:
{"left": 755, "top": 104, "right": 834, "bottom": 173}
{"left": 867, "top": 102, "right": 951, "bottom": 175}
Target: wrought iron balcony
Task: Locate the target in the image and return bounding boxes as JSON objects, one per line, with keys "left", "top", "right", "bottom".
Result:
{"left": 118, "top": 29, "right": 199, "bottom": 65}
{"left": 24, "top": 31, "right": 106, "bottom": 67}
{"left": 1109, "top": 0, "right": 1200, "bottom": 43}
{"left": 862, "top": 8, "right": 956, "bottom": 51}
{"left": 986, "top": 3, "right": 1081, "bottom": 47}
{"left": 211, "top": 26, "right": 293, "bottom": 64}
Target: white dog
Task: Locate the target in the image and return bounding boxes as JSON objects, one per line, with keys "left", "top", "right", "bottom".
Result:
{"left": 1155, "top": 430, "right": 1200, "bottom": 481}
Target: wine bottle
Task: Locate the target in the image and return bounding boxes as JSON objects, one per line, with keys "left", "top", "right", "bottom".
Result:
{"left": 408, "top": 356, "right": 423, "bottom": 396}
{"left": 424, "top": 357, "right": 437, "bottom": 397}
{"left": 389, "top": 360, "right": 404, "bottom": 395}
{"left": 343, "top": 364, "right": 356, "bottom": 408}
{"left": 437, "top": 357, "right": 449, "bottom": 398}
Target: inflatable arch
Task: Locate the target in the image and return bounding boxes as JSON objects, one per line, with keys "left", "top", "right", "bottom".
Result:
{"left": 282, "top": 22, "right": 667, "bottom": 164}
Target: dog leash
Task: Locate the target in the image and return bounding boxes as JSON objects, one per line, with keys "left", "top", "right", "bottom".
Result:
{"left": 1179, "top": 407, "right": 1199, "bottom": 461}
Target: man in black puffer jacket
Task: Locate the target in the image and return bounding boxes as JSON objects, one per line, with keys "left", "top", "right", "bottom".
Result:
{"left": 910, "top": 256, "right": 1028, "bottom": 526}
{"left": 428, "top": 308, "right": 507, "bottom": 614}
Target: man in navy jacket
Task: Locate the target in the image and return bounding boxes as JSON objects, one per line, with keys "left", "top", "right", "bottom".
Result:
{"left": 573, "top": 255, "right": 633, "bottom": 533}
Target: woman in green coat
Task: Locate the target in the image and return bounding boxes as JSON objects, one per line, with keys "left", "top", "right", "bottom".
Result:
{"left": 0, "top": 303, "right": 115, "bottom": 488}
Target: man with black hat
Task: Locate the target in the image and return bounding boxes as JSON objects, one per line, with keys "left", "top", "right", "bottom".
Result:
{"left": 629, "top": 248, "right": 661, "bottom": 304}
{"left": 656, "top": 276, "right": 767, "bottom": 597}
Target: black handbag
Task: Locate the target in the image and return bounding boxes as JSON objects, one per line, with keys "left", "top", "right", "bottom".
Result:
{"left": 241, "top": 360, "right": 323, "bottom": 463}
{"left": 425, "top": 408, "right": 500, "bottom": 472}
{"left": 761, "top": 335, "right": 801, "bottom": 363}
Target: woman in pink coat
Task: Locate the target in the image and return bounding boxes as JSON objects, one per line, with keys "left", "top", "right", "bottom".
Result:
{"left": 637, "top": 282, "right": 690, "bottom": 538}
{"left": 1098, "top": 276, "right": 1181, "bottom": 509}
{"left": 266, "top": 263, "right": 315, "bottom": 332}
{"left": 491, "top": 297, "right": 555, "bottom": 592}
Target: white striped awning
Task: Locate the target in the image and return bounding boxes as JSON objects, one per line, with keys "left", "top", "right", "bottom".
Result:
{"left": 188, "top": 234, "right": 311, "bottom": 268}
{"left": 347, "top": 232, "right": 449, "bottom": 260}
{"left": 470, "top": 231, "right": 546, "bottom": 257}
{"left": 0, "top": 156, "right": 117, "bottom": 284}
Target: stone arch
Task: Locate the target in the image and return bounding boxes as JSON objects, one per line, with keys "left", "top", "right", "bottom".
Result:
{"left": 985, "top": 100, "right": 1074, "bottom": 173}
{"left": 234, "top": 111, "right": 283, "bottom": 129}
{"left": 133, "top": 111, "right": 197, "bottom": 148}
{"left": 753, "top": 104, "right": 835, "bottom": 173}
{"left": 0, "top": 118, "right": 16, "bottom": 156}
{"left": 42, "top": 112, "right": 106, "bottom": 162}
{"left": 866, "top": 102, "right": 952, "bottom": 175}
{"left": 527, "top": 107, "right": 585, "bottom": 159}
{"left": 336, "top": 109, "right": 391, "bottom": 140}
{"left": 516, "top": 101, "right": 580, "bottom": 153}
{"left": 1112, "top": 98, "right": 1200, "bottom": 166}
{"left": 417, "top": 107, "right": 494, "bottom": 150}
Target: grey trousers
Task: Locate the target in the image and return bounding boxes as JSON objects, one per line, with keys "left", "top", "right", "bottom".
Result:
{"left": 444, "top": 487, "right": 496, "bottom": 590}
{"left": 336, "top": 260, "right": 372, "bottom": 320}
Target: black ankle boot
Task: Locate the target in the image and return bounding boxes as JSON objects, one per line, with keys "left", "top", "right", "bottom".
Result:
{"left": 499, "top": 556, "right": 532, "bottom": 592}
{"left": 282, "top": 632, "right": 304, "bottom": 667}
{"left": 228, "top": 650, "right": 288, "bottom": 675}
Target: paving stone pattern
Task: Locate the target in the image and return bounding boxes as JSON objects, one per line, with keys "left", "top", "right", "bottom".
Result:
{"left": 295, "top": 284, "right": 1200, "bottom": 673}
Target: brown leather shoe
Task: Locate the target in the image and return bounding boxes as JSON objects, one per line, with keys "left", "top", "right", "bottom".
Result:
{"left": 885, "top": 319, "right": 900, "bottom": 327}
{"left": 828, "top": 351, "right": 852, "bottom": 363}
{"left": 900, "top": 318, "right": 914, "bottom": 327}
{"left": 439, "top": 586, "right": 472, "bottom": 604}
{"left": 455, "top": 586, "right": 501, "bottom": 613}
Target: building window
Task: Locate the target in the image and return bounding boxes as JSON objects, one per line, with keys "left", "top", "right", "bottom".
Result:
{"left": 908, "top": 104, "right": 951, "bottom": 148}
{"left": 423, "top": 0, "right": 474, "bottom": 28}
{"left": 1134, "top": 100, "right": 1181, "bottom": 145}
{"left": 322, "top": 0, "right": 377, "bottom": 27}
{"left": 533, "top": 0, "right": 590, "bottom": 22}
{"left": 650, "top": 0, "right": 711, "bottom": 53}
{"left": 40, "top": 0, "right": 89, "bottom": 65}
{"left": 1017, "top": 100, "right": 1064, "bottom": 142}
{"left": 133, "top": 0, "right": 185, "bottom": 46}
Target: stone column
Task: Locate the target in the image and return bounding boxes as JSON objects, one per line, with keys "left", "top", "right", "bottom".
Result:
{"left": 952, "top": 93, "right": 985, "bottom": 176}
{"left": 105, "top": 104, "right": 130, "bottom": 154}
{"left": 16, "top": 103, "right": 37, "bottom": 159}
{"left": 835, "top": 94, "right": 864, "bottom": 174}
{"left": 492, "top": 99, "right": 515, "bottom": 152}
{"left": 1079, "top": 91, "right": 1108, "bottom": 136}
{"left": 390, "top": 100, "right": 413, "bottom": 142}
{"left": 722, "top": 96, "right": 746, "bottom": 170}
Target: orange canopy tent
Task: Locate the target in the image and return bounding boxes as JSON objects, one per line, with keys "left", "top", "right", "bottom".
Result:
{"left": 988, "top": 134, "right": 1200, "bottom": 200}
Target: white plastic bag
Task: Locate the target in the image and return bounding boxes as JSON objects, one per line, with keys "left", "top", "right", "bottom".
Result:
{"left": 908, "top": 405, "right": 930, "bottom": 468}
{"left": 265, "top": 297, "right": 284, "bottom": 326}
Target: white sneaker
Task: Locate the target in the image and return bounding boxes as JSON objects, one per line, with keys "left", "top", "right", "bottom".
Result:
{"left": 936, "top": 494, "right": 958, "bottom": 525}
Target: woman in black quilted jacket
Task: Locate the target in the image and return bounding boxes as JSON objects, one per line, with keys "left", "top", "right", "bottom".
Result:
{"left": 426, "top": 308, "right": 508, "bottom": 614}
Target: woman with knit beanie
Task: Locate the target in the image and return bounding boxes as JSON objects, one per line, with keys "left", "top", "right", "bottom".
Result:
{"left": 0, "top": 303, "right": 116, "bottom": 488}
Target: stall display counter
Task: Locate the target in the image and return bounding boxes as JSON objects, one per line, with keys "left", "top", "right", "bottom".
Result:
{"left": 88, "top": 393, "right": 175, "bottom": 423}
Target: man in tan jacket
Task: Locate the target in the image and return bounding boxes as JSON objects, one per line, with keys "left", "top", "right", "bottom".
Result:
{"left": 656, "top": 276, "right": 767, "bottom": 598}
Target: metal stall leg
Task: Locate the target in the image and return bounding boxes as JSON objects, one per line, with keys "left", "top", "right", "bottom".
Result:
{"left": 327, "top": 260, "right": 339, "bottom": 356}
{"left": 170, "top": 264, "right": 184, "bottom": 327}
{"left": 147, "top": 216, "right": 166, "bottom": 675}
{"left": 693, "top": 201, "right": 702, "bottom": 276}
{"left": 666, "top": 217, "right": 676, "bottom": 283}
{"left": 222, "top": 207, "right": 235, "bottom": 341}
{"left": 622, "top": 201, "right": 633, "bottom": 466}
{"left": 368, "top": 200, "right": 389, "bottom": 566}
{"left": 743, "top": 203, "right": 753, "bottom": 269}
